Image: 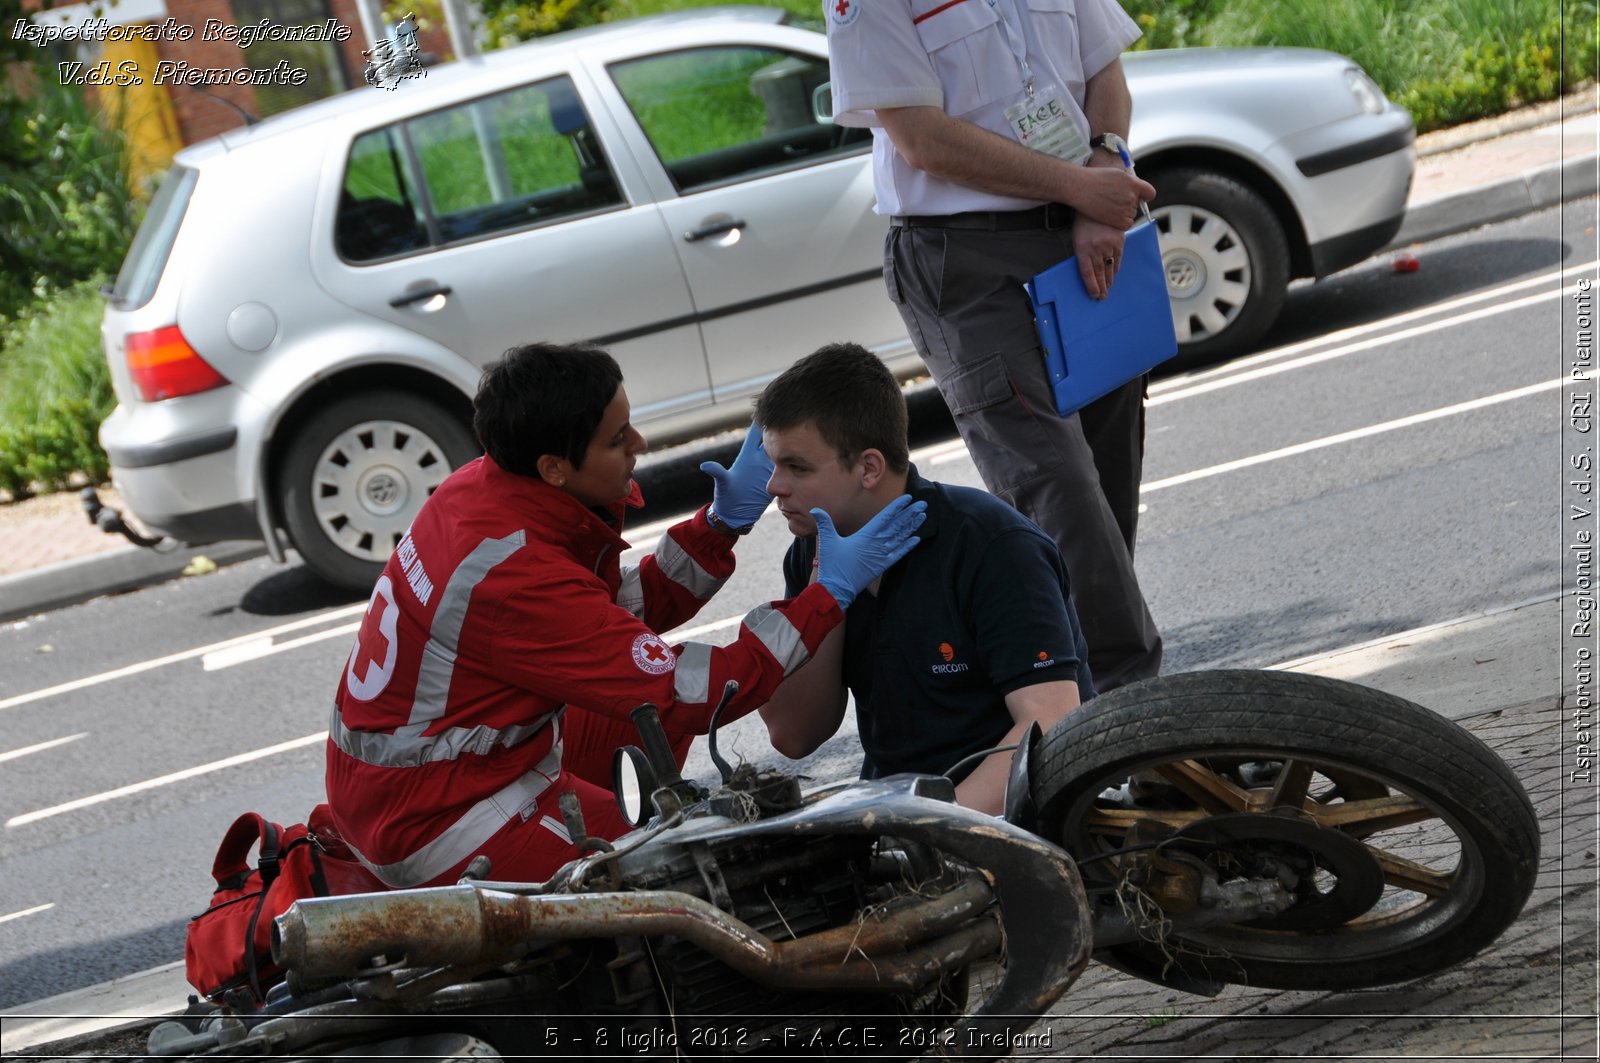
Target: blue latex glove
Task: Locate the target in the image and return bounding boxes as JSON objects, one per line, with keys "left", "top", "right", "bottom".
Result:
{"left": 812, "top": 495, "right": 927, "bottom": 610}
{"left": 699, "top": 423, "right": 775, "bottom": 530}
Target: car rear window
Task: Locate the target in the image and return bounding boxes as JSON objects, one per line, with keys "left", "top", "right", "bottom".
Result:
{"left": 110, "top": 164, "right": 198, "bottom": 310}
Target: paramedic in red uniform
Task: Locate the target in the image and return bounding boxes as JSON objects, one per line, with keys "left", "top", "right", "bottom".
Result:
{"left": 325, "top": 341, "right": 925, "bottom": 887}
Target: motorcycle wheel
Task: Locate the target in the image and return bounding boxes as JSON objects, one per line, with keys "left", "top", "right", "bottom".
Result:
{"left": 1030, "top": 669, "right": 1541, "bottom": 991}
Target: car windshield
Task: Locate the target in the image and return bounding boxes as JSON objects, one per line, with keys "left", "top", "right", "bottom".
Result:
{"left": 109, "top": 165, "right": 198, "bottom": 310}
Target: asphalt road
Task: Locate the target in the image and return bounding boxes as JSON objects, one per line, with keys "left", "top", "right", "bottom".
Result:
{"left": 0, "top": 199, "right": 1588, "bottom": 1009}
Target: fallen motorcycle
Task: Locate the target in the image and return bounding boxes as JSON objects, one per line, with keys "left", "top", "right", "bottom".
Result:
{"left": 146, "top": 670, "right": 1540, "bottom": 1061}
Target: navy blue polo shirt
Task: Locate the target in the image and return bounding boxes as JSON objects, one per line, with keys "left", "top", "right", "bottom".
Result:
{"left": 782, "top": 467, "right": 1094, "bottom": 782}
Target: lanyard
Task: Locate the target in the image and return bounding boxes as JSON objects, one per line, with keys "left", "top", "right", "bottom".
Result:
{"left": 982, "top": 0, "right": 1035, "bottom": 98}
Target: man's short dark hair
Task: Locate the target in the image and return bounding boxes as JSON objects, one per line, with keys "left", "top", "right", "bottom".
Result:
{"left": 756, "top": 342, "right": 909, "bottom": 473}
{"left": 473, "top": 342, "right": 622, "bottom": 477}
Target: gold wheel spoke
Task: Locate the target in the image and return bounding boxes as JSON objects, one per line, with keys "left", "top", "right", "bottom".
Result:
{"left": 1366, "top": 845, "right": 1455, "bottom": 898}
{"left": 1266, "top": 759, "right": 1314, "bottom": 810}
{"left": 1307, "top": 795, "right": 1437, "bottom": 835}
{"left": 1154, "top": 759, "right": 1252, "bottom": 812}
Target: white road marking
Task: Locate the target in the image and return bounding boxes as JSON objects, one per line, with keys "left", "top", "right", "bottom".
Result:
{"left": 200, "top": 622, "right": 361, "bottom": 672}
{"left": 0, "top": 903, "right": 53, "bottom": 925}
{"left": 0, "top": 733, "right": 87, "bottom": 764}
{"left": 0, "top": 604, "right": 368, "bottom": 713}
{"left": 1150, "top": 260, "right": 1596, "bottom": 396}
{"left": 1142, "top": 377, "right": 1562, "bottom": 493}
{"left": 6, "top": 732, "right": 327, "bottom": 828}
{"left": 1148, "top": 287, "right": 1564, "bottom": 407}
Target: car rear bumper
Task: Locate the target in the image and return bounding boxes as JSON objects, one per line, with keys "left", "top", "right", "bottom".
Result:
{"left": 103, "top": 425, "right": 238, "bottom": 469}
{"left": 99, "top": 389, "right": 268, "bottom": 545}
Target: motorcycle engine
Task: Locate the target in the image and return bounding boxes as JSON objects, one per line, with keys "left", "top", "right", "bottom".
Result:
{"left": 606, "top": 822, "right": 965, "bottom": 1056}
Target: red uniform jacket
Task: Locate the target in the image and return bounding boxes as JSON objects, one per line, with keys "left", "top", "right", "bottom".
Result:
{"left": 326, "top": 456, "right": 841, "bottom": 887}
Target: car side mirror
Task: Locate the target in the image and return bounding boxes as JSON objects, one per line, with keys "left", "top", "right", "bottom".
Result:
{"left": 811, "top": 82, "right": 834, "bottom": 125}
{"left": 613, "top": 744, "right": 657, "bottom": 829}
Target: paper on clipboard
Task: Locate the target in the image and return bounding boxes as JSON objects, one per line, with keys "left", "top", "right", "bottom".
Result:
{"left": 1024, "top": 218, "right": 1178, "bottom": 417}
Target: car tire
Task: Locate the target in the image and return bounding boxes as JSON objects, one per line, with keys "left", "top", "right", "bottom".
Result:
{"left": 278, "top": 391, "right": 479, "bottom": 591}
{"left": 1146, "top": 167, "right": 1290, "bottom": 362}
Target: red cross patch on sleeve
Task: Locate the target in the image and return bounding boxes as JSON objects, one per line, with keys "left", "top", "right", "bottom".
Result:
{"left": 829, "top": 0, "right": 861, "bottom": 28}
{"left": 631, "top": 632, "right": 676, "bottom": 675}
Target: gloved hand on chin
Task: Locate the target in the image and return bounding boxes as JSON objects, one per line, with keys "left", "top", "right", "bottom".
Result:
{"left": 699, "top": 422, "right": 774, "bottom": 533}
{"left": 812, "top": 495, "right": 927, "bottom": 610}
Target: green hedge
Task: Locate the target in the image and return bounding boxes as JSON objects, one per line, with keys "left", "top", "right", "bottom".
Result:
{"left": 0, "top": 280, "right": 115, "bottom": 499}
{"left": 1128, "top": 0, "right": 1596, "bottom": 131}
{"left": 0, "top": 75, "right": 141, "bottom": 325}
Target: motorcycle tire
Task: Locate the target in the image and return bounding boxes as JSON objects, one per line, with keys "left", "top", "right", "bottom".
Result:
{"left": 1029, "top": 669, "right": 1541, "bottom": 992}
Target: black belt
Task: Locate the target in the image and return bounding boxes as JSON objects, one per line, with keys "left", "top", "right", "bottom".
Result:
{"left": 889, "top": 203, "right": 1073, "bottom": 231}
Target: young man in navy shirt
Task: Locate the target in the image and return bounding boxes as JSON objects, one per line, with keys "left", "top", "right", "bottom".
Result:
{"left": 757, "top": 343, "right": 1095, "bottom": 814}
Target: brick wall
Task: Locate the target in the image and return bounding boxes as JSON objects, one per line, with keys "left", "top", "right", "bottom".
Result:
{"left": 157, "top": 0, "right": 256, "bottom": 144}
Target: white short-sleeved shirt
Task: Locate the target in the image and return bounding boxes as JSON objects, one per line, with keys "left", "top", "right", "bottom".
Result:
{"left": 825, "top": 0, "right": 1140, "bottom": 215}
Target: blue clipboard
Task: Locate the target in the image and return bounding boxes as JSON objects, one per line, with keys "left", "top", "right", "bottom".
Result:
{"left": 1025, "top": 218, "right": 1178, "bottom": 417}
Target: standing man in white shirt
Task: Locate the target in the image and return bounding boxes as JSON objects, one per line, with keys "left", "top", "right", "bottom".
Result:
{"left": 824, "top": 0, "right": 1162, "bottom": 691}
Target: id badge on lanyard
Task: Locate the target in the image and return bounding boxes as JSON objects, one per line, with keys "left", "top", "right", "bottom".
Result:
{"left": 988, "top": 0, "right": 1092, "bottom": 165}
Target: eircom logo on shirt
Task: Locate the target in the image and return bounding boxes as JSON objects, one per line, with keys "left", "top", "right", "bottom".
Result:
{"left": 632, "top": 633, "right": 676, "bottom": 675}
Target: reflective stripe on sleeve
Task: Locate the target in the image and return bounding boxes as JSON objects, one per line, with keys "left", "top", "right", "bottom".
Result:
{"left": 673, "top": 642, "right": 713, "bottom": 705}
{"left": 616, "top": 563, "right": 645, "bottom": 618}
{"left": 654, "top": 532, "right": 725, "bottom": 600}
{"left": 742, "top": 603, "right": 810, "bottom": 676}
{"left": 346, "top": 737, "right": 564, "bottom": 888}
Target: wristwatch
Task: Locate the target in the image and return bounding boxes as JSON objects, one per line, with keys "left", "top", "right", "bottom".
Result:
{"left": 705, "top": 507, "right": 754, "bottom": 537}
{"left": 1090, "top": 133, "right": 1119, "bottom": 156}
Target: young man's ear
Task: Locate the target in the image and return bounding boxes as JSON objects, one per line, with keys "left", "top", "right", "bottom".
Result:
{"left": 536, "top": 453, "right": 570, "bottom": 488}
{"left": 858, "top": 448, "right": 887, "bottom": 489}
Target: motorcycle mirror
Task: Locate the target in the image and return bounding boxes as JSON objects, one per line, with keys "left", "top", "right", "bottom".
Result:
{"left": 1002, "top": 721, "right": 1044, "bottom": 831}
{"left": 613, "top": 744, "right": 657, "bottom": 829}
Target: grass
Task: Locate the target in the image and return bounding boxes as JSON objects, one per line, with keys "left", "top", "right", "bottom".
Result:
{"left": 1142, "top": 1006, "right": 1183, "bottom": 1029}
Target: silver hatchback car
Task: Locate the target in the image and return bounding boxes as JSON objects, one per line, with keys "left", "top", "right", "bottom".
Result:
{"left": 100, "top": 6, "right": 1414, "bottom": 589}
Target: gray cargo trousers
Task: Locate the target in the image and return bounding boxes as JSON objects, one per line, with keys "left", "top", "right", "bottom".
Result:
{"left": 885, "top": 218, "right": 1162, "bottom": 691}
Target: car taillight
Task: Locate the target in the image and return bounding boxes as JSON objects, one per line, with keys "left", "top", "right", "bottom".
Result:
{"left": 125, "top": 325, "right": 229, "bottom": 401}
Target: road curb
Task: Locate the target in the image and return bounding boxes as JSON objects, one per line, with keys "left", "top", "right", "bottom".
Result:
{"left": 1386, "top": 151, "right": 1599, "bottom": 251}
{"left": 0, "top": 541, "right": 266, "bottom": 624}
{"left": 0, "top": 962, "right": 186, "bottom": 1057}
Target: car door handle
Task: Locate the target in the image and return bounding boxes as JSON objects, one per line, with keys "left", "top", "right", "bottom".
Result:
{"left": 389, "top": 284, "right": 453, "bottom": 308}
{"left": 683, "top": 218, "right": 747, "bottom": 243}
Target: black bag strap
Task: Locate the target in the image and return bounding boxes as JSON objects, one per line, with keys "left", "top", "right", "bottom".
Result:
{"left": 242, "top": 830, "right": 329, "bottom": 1003}
{"left": 243, "top": 888, "right": 272, "bottom": 1002}
{"left": 211, "top": 812, "right": 283, "bottom": 893}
